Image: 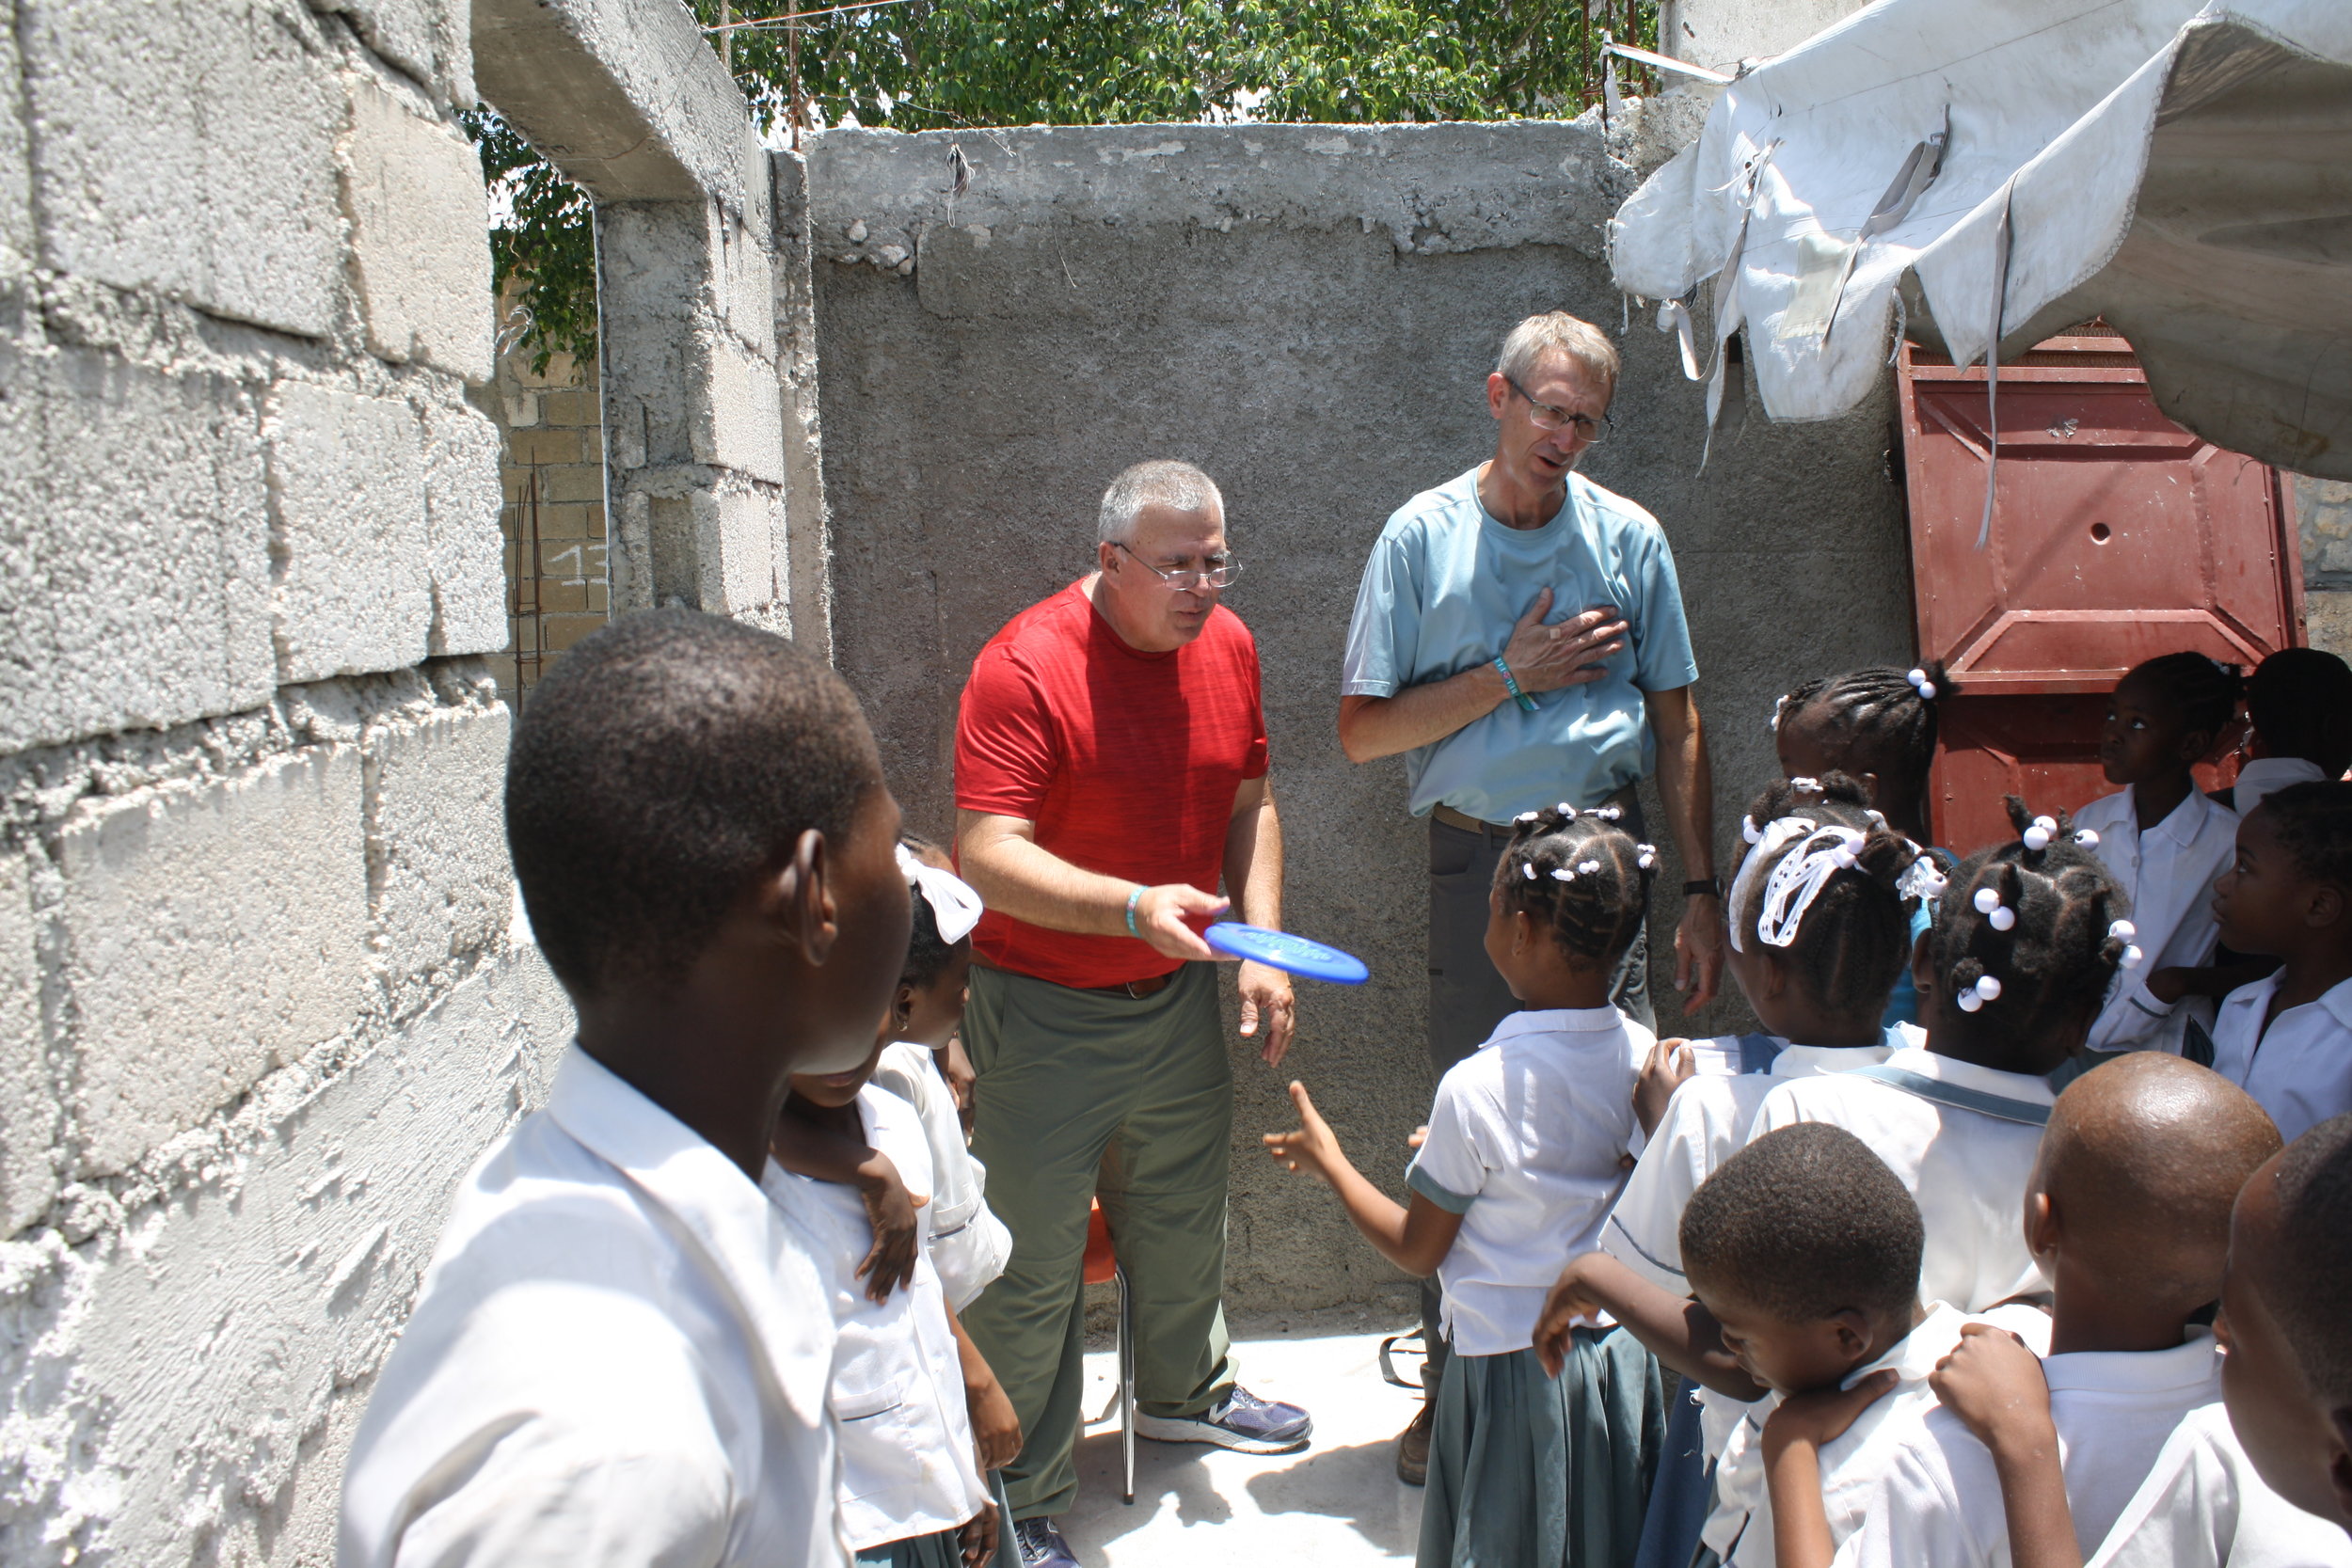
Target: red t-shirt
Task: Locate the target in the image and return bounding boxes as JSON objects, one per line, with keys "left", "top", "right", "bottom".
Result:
{"left": 955, "top": 580, "right": 1269, "bottom": 990}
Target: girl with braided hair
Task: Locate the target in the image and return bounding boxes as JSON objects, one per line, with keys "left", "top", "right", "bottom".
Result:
{"left": 1263, "top": 805, "right": 1668, "bottom": 1568}
{"left": 1773, "top": 662, "right": 1960, "bottom": 1026}
{"left": 2074, "top": 652, "right": 2247, "bottom": 1056}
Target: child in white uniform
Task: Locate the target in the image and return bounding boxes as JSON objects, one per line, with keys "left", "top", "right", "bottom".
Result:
{"left": 2227, "top": 649, "right": 2352, "bottom": 817}
{"left": 2073, "top": 653, "right": 2245, "bottom": 1056}
{"left": 1836, "top": 1055, "right": 2282, "bottom": 1568}
{"left": 2208, "top": 784, "right": 2352, "bottom": 1143}
{"left": 1603, "top": 775, "right": 1930, "bottom": 1568}
{"left": 1264, "top": 805, "right": 1663, "bottom": 1568}
{"left": 1750, "top": 797, "right": 2134, "bottom": 1314}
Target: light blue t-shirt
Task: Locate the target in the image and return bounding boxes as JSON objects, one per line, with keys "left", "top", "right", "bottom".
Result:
{"left": 1341, "top": 467, "right": 1700, "bottom": 823}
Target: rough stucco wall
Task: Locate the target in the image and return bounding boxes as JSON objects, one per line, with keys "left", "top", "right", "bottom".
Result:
{"left": 0, "top": 0, "right": 580, "bottom": 1558}
{"left": 806, "top": 118, "right": 1911, "bottom": 1314}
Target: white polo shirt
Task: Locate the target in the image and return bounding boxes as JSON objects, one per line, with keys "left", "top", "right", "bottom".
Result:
{"left": 2074, "top": 787, "right": 2239, "bottom": 1054}
{"left": 2210, "top": 973, "right": 2352, "bottom": 1145}
{"left": 873, "top": 1041, "right": 1011, "bottom": 1311}
{"left": 1750, "top": 1046, "right": 2056, "bottom": 1312}
{"left": 1841, "top": 1333, "right": 2223, "bottom": 1567}
{"left": 767, "top": 1087, "right": 990, "bottom": 1554}
{"left": 2230, "top": 756, "right": 2327, "bottom": 816}
{"left": 340, "top": 1046, "right": 845, "bottom": 1568}
{"left": 1707, "top": 1302, "right": 2053, "bottom": 1568}
{"left": 2084, "top": 1401, "right": 2352, "bottom": 1567}
{"left": 1406, "top": 1006, "right": 1652, "bottom": 1356}
{"left": 1602, "top": 1027, "right": 1918, "bottom": 1296}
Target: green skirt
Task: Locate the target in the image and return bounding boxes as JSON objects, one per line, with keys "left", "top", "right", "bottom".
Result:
{"left": 1417, "top": 1327, "right": 1669, "bottom": 1568}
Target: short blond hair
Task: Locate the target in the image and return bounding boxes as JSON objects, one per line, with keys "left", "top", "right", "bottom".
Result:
{"left": 1497, "top": 312, "right": 1620, "bottom": 392}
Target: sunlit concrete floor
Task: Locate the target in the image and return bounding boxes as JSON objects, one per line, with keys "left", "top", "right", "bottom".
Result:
{"left": 1059, "top": 1317, "right": 1428, "bottom": 1566}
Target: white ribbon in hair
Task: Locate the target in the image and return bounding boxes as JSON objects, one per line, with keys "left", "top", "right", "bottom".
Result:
{"left": 897, "top": 843, "right": 984, "bottom": 944}
{"left": 1729, "top": 816, "right": 1827, "bottom": 953}
{"left": 1751, "top": 823, "right": 1868, "bottom": 952}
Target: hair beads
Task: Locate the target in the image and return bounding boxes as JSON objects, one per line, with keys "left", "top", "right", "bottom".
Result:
{"left": 2110, "top": 918, "right": 2145, "bottom": 970}
{"left": 1954, "top": 974, "right": 2003, "bottom": 1013}
{"left": 1972, "top": 885, "right": 2017, "bottom": 931}
{"left": 1906, "top": 667, "right": 1938, "bottom": 701}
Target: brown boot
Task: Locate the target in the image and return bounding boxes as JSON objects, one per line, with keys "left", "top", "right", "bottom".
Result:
{"left": 1395, "top": 1400, "right": 1434, "bottom": 1486}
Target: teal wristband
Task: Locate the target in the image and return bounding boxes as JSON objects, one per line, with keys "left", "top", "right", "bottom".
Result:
{"left": 1125, "top": 884, "right": 1145, "bottom": 938}
{"left": 1493, "top": 656, "right": 1538, "bottom": 713}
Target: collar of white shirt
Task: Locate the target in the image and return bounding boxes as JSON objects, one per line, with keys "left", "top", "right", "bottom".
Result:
{"left": 545, "top": 1045, "right": 835, "bottom": 1421}
{"left": 2220, "top": 971, "right": 2352, "bottom": 1036}
{"left": 2146, "top": 786, "right": 2232, "bottom": 850}
{"left": 2042, "top": 1330, "right": 2219, "bottom": 1399}
{"left": 1484, "top": 1006, "right": 1630, "bottom": 1044}
{"left": 1875, "top": 1044, "right": 2058, "bottom": 1109}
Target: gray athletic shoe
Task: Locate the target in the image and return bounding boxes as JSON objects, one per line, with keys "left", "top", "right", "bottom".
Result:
{"left": 1012, "top": 1516, "right": 1078, "bottom": 1568}
{"left": 1134, "top": 1386, "right": 1312, "bottom": 1453}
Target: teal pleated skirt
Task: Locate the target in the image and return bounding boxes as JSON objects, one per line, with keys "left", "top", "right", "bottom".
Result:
{"left": 854, "top": 1473, "right": 1015, "bottom": 1568}
{"left": 1417, "top": 1326, "right": 1669, "bottom": 1568}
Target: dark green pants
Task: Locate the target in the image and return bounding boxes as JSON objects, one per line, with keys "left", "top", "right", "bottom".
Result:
{"left": 960, "top": 961, "right": 1238, "bottom": 1519}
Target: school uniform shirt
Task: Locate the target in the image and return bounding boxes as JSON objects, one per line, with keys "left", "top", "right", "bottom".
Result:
{"left": 1750, "top": 1046, "right": 2056, "bottom": 1312}
{"left": 1405, "top": 1006, "right": 1654, "bottom": 1356}
{"left": 872, "top": 1041, "right": 1011, "bottom": 1311}
{"left": 339, "top": 1045, "right": 845, "bottom": 1568}
{"left": 2210, "top": 972, "right": 2352, "bottom": 1145}
{"left": 2074, "top": 787, "right": 2240, "bottom": 1055}
{"left": 1705, "top": 1302, "right": 2054, "bottom": 1568}
{"left": 1841, "top": 1332, "right": 2224, "bottom": 1568}
{"left": 767, "top": 1086, "right": 990, "bottom": 1555}
{"left": 1602, "top": 1026, "right": 1920, "bottom": 1298}
{"left": 2084, "top": 1402, "right": 2352, "bottom": 1568}
{"left": 2230, "top": 755, "right": 2328, "bottom": 817}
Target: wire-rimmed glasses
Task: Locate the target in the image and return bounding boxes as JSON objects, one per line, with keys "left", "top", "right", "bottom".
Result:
{"left": 1504, "top": 375, "right": 1612, "bottom": 444}
{"left": 1113, "top": 541, "right": 1243, "bottom": 592}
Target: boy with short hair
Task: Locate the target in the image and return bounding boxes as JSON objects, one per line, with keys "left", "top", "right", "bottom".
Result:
{"left": 1542, "top": 1122, "right": 2049, "bottom": 1568}
{"left": 1825, "top": 1055, "right": 2280, "bottom": 1568}
{"left": 2230, "top": 649, "right": 2352, "bottom": 816}
{"left": 2209, "top": 782, "right": 2352, "bottom": 1143}
{"left": 339, "top": 610, "right": 913, "bottom": 1568}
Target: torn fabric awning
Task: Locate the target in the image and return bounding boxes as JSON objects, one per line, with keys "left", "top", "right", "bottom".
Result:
{"left": 1610, "top": 0, "right": 2352, "bottom": 481}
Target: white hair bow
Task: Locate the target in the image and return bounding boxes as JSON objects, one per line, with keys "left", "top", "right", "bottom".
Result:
{"left": 1753, "top": 824, "right": 1868, "bottom": 951}
{"left": 897, "top": 843, "right": 984, "bottom": 944}
{"left": 1729, "top": 816, "right": 1838, "bottom": 953}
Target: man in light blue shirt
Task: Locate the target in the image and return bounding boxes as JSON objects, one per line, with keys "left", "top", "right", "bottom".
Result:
{"left": 1338, "top": 313, "right": 1724, "bottom": 1479}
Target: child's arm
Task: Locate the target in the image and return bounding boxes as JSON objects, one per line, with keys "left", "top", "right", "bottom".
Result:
{"left": 2149, "top": 956, "right": 2277, "bottom": 1004}
{"left": 946, "top": 1303, "right": 1022, "bottom": 1471}
{"left": 1761, "top": 1370, "right": 1901, "bottom": 1568}
{"left": 1634, "top": 1037, "right": 1698, "bottom": 1139}
{"left": 770, "top": 1116, "right": 921, "bottom": 1302}
{"left": 1931, "top": 1323, "right": 2082, "bottom": 1568}
{"left": 1534, "top": 1252, "right": 1766, "bottom": 1401}
{"left": 1263, "top": 1082, "right": 1465, "bottom": 1277}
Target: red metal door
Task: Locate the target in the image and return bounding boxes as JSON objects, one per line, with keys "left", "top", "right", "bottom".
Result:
{"left": 1899, "top": 330, "right": 2305, "bottom": 856}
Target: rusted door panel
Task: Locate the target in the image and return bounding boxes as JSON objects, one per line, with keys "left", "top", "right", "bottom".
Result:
{"left": 1899, "top": 335, "right": 2303, "bottom": 856}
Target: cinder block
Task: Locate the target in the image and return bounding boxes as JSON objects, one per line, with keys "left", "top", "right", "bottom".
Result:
{"left": 0, "top": 0, "right": 31, "bottom": 265}
{"left": 264, "top": 381, "right": 433, "bottom": 683}
{"left": 420, "top": 401, "right": 509, "bottom": 655}
{"left": 715, "top": 487, "right": 781, "bottom": 614}
{"left": 0, "top": 341, "right": 275, "bottom": 752}
{"left": 55, "top": 748, "right": 372, "bottom": 1176}
{"left": 21, "top": 0, "right": 343, "bottom": 338}
{"left": 0, "top": 851, "right": 60, "bottom": 1234}
{"left": 308, "top": 0, "right": 473, "bottom": 109}
{"left": 340, "top": 81, "right": 494, "bottom": 382}
{"left": 696, "top": 330, "right": 788, "bottom": 484}
{"left": 365, "top": 704, "right": 511, "bottom": 1012}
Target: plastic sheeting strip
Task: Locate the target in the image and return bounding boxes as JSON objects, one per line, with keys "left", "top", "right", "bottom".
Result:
{"left": 1823, "top": 115, "right": 1949, "bottom": 346}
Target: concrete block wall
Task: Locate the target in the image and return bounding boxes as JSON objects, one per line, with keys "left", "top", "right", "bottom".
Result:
{"left": 484, "top": 337, "right": 612, "bottom": 696}
{"left": 803, "top": 116, "right": 1915, "bottom": 1316}
{"left": 0, "top": 0, "right": 576, "bottom": 1559}
{"left": 2296, "top": 474, "right": 2352, "bottom": 661}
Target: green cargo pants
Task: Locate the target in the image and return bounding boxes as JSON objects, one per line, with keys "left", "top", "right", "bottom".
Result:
{"left": 959, "top": 960, "right": 1238, "bottom": 1520}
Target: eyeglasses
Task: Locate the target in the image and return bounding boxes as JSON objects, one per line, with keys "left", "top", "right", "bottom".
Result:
{"left": 1504, "top": 375, "right": 1612, "bottom": 444}
{"left": 1113, "top": 541, "right": 1243, "bottom": 592}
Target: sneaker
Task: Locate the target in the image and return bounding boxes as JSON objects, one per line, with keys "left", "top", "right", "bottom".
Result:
{"left": 1012, "top": 1516, "right": 1078, "bottom": 1568}
{"left": 1395, "top": 1400, "right": 1434, "bottom": 1486}
{"left": 1134, "top": 1386, "right": 1312, "bottom": 1453}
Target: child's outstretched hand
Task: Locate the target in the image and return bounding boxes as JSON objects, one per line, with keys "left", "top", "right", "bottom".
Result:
{"left": 1263, "top": 1082, "right": 1346, "bottom": 1185}
{"left": 1931, "top": 1322, "right": 2054, "bottom": 1450}
{"left": 1634, "top": 1037, "right": 1697, "bottom": 1137}
{"left": 958, "top": 1501, "right": 999, "bottom": 1568}
{"left": 851, "top": 1150, "right": 925, "bottom": 1303}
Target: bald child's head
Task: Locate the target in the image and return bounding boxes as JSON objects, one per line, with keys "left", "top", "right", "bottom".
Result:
{"left": 2031, "top": 1054, "right": 2281, "bottom": 1316}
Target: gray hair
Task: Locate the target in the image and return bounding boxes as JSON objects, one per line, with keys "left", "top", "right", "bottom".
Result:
{"left": 1497, "top": 311, "right": 1621, "bottom": 391}
{"left": 1098, "top": 460, "right": 1223, "bottom": 546}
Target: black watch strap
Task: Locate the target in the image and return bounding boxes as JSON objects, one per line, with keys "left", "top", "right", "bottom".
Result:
{"left": 1682, "top": 878, "right": 1724, "bottom": 898}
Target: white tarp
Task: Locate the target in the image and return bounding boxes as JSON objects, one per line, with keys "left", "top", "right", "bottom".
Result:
{"left": 1612, "top": 0, "right": 2352, "bottom": 480}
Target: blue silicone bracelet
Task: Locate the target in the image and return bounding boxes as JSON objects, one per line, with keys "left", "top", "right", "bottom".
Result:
{"left": 1493, "top": 656, "right": 1538, "bottom": 713}
{"left": 1125, "top": 884, "right": 1145, "bottom": 938}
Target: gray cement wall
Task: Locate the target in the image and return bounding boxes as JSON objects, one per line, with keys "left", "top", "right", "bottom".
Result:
{"left": 802, "top": 118, "right": 1915, "bottom": 1315}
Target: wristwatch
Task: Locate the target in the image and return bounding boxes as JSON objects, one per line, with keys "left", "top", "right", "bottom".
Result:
{"left": 1682, "top": 878, "right": 1723, "bottom": 899}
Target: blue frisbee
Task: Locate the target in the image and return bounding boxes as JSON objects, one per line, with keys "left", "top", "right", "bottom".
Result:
{"left": 1203, "top": 922, "right": 1370, "bottom": 985}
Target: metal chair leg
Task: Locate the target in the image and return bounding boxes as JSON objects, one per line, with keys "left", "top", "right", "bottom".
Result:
{"left": 1118, "top": 1262, "right": 1136, "bottom": 1505}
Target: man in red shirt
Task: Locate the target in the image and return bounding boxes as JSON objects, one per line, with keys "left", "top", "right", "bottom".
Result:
{"left": 955, "top": 461, "right": 1307, "bottom": 1567}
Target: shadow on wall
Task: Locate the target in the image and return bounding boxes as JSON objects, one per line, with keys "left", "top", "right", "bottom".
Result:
{"left": 803, "top": 120, "right": 1914, "bottom": 1313}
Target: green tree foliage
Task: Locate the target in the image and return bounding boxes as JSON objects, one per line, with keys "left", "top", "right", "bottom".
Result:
{"left": 475, "top": 0, "right": 1658, "bottom": 370}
